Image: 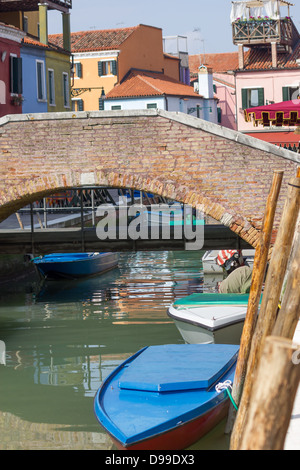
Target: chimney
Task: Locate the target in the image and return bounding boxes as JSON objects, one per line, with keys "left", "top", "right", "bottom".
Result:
{"left": 38, "top": 3, "right": 48, "bottom": 46}
{"left": 238, "top": 44, "right": 244, "bottom": 69}
{"left": 271, "top": 42, "right": 277, "bottom": 68}
{"left": 198, "top": 65, "right": 214, "bottom": 99}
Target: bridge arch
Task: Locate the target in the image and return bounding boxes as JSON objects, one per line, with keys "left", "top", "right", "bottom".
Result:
{"left": 0, "top": 109, "right": 298, "bottom": 248}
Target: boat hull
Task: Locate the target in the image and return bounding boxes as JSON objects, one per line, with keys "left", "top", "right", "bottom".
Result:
{"left": 33, "top": 252, "right": 118, "bottom": 279}
{"left": 111, "top": 399, "right": 229, "bottom": 450}
{"left": 170, "top": 314, "right": 244, "bottom": 345}
{"left": 94, "top": 344, "right": 239, "bottom": 450}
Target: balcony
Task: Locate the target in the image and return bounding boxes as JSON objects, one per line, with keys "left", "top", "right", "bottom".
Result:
{"left": 0, "top": 0, "right": 72, "bottom": 12}
{"left": 232, "top": 17, "right": 297, "bottom": 48}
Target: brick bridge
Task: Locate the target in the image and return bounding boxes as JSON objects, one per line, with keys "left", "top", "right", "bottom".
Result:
{"left": 0, "top": 109, "right": 299, "bottom": 249}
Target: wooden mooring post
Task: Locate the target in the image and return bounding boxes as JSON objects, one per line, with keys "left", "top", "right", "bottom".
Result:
{"left": 225, "top": 170, "right": 283, "bottom": 433}
{"left": 237, "top": 336, "right": 300, "bottom": 450}
{"left": 272, "top": 214, "right": 300, "bottom": 339}
{"left": 230, "top": 174, "right": 300, "bottom": 449}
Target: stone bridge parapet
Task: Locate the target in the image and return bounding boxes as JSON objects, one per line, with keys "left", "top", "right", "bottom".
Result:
{"left": 0, "top": 109, "right": 299, "bottom": 248}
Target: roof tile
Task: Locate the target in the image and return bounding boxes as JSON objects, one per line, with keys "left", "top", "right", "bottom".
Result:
{"left": 106, "top": 70, "right": 202, "bottom": 99}
{"left": 49, "top": 26, "right": 137, "bottom": 52}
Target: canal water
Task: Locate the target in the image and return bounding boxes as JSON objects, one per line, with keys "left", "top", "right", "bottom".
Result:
{"left": 0, "top": 251, "right": 229, "bottom": 450}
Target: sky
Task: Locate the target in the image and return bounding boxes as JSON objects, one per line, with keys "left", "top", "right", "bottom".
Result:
{"left": 48, "top": 0, "right": 300, "bottom": 55}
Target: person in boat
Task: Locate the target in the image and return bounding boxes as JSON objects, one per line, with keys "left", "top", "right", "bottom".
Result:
{"left": 216, "top": 249, "right": 253, "bottom": 294}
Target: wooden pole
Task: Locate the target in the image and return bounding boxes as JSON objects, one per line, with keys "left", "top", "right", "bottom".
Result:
{"left": 237, "top": 336, "right": 300, "bottom": 450}
{"left": 272, "top": 217, "right": 300, "bottom": 339}
{"left": 230, "top": 175, "right": 300, "bottom": 449}
{"left": 225, "top": 170, "right": 283, "bottom": 433}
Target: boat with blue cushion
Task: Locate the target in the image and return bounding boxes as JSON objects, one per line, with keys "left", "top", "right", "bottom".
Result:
{"left": 32, "top": 252, "right": 118, "bottom": 280}
{"left": 94, "top": 343, "right": 239, "bottom": 450}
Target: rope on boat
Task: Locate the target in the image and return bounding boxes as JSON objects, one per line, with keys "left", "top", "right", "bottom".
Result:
{"left": 215, "top": 380, "right": 238, "bottom": 411}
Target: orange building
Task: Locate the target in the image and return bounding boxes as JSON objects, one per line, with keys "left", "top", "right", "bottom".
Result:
{"left": 49, "top": 24, "right": 181, "bottom": 112}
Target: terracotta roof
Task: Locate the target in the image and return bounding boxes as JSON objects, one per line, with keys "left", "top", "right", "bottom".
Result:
{"left": 21, "top": 35, "right": 70, "bottom": 54}
{"left": 242, "top": 40, "right": 300, "bottom": 70}
{"left": 189, "top": 52, "right": 239, "bottom": 74}
{"left": 49, "top": 26, "right": 138, "bottom": 52}
{"left": 106, "top": 70, "right": 202, "bottom": 99}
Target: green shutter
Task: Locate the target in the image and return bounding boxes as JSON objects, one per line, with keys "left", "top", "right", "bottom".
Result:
{"left": 258, "top": 88, "right": 264, "bottom": 106}
{"left": 98, "top": 61, "right": 103, "bottom": 76}
{"left": 99, "top": 98, "right": 104, "bottom": 110}
{"left": 78, "top": 99, "right": 84, "bottom": 111}
{"left": 217, "top": 107, "right": 222, "bottom": 123}
{"left": 111, "top": 60, "right": 117, "bottom": 76}
{"left": 77, "top": 63, "right": 82, "bottom": 78}
{"left": 241, "top": 89, "right": 248, "bottom": 109}
{"left": 11, "top": 56, "right": 23, "bottom": 94}
{"left": 282, "top": 87, "right": 289, "bottom": 101}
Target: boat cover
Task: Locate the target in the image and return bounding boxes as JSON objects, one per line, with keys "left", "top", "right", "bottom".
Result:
{"left": 118, "top": 344, "right": 239, "bottom": 392}
{"left": 173, "top": 293, "right": 253, "bottom": 306}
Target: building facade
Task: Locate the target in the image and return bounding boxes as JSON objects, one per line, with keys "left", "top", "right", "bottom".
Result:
{"left": 49, "top": 24, "right": 183, "bottom": 112}
{"left": 0, "top": 0, "right": 72, "bottom": 116}
{"left": 0, "top": 22, "right": 25, "bottom": 117}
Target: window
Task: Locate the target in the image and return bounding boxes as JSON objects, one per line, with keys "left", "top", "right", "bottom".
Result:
{"left": 217, "top": 107, "right": 222, "bottom": 123}
{"left": 74, "top": 62, "right": 82, "bottom": 78}
{"left": 282, "top": 86, "right": 299, "bottom": 101}
{"left": 77, "top": 99, "right": 84, "bottom": 111}
{"left": 98, "top": 60, "right": 117, "bottom": 76}
{"left": 241, "top": 88, "right": 264, "bottom": 109}
{"left": 99, "top": 97, "right": 105, "bottom": 111}
{"left": 36, "top": 60, "right": 46, "bottom": 101}
{"left": 72, "top": 99, "right": 84, "bottom": 111}
{"left": 147, "top": 103, "right": 157, "bottom": 109}
{"left": 111, "top": 105, "right": 121, "bottom": 110}
{"left": 48, "top": 69, "right": 55, "bottom": 106}
{"left": 63, "top": 72, "right": 70, "bottom": 108}
{"left": 10, "top": 55, "right": 22, "bottom": 95}
{"left": 23, "top": 16, "right": 28, "bottom": 33}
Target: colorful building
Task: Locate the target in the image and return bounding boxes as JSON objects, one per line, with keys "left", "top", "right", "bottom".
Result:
{"left": 231, "top": 0, "right": 300, "bottom": 148}
{"left": 189, "top": 52, "right": 239, "bottom": 129}
{"left": 0, "top": 22, "right": 25, "bottom": 118}
{"left": 104, "top": 68, "right": 218, "bottom": 123}
{"left": 49, "top": 24, "right": 184, "bottom": 112}
{"left": 0, "top": 0, "right": 72, "bottom": 115}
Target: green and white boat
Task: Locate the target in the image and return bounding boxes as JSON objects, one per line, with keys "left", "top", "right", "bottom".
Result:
{"left": 167, "top": 293, "right": 261, "bottom": 345}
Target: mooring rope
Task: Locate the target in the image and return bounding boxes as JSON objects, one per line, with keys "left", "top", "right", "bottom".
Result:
{"left": 215, "top": 380, "right": 238, "bottom": 411}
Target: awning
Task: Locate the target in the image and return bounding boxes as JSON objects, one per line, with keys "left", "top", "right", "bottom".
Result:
{"left": 244, "top": 99, "right": 300, "bottom": 127}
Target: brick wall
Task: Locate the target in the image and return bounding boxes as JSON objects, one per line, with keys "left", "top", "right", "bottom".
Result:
{"left": 0, "top": 110, "right": 298, "bottom": 248}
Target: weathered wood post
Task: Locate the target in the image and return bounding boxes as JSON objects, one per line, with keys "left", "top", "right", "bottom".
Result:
{"left": 230, "top": 175, "right": 300, "bottom": 449}
{"left": 237, "top": 336, "right": 300, "bottom": 450}
{"left": 225, "top": 170, "right": 283, "bottom": 433}
{"left": 272, "top": 217, "right": 300, "bottom": 339}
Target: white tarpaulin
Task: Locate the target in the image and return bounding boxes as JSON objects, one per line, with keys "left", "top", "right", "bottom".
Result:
{"left": 230, "top": 1, "right": 283, "bottom": 23}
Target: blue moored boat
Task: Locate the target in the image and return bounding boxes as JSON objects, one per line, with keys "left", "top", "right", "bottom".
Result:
{"left": 94, "top": 343, "right": 239, "bottom": 450}
{"left": 32, "top": 252, "right": 118, "bottom": 279}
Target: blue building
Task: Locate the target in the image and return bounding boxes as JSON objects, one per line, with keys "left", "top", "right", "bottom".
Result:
{"left": 21, "top": 39, "right": 48, "bottom": 114}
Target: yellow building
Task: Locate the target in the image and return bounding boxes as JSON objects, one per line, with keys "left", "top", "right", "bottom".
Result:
{"left": 49, "top": 24, "right": 181, "bottom": 112}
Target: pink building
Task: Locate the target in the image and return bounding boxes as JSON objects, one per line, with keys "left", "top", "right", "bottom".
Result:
{"left": 231, "top": 0, "right": 300, "bottom": 148}
{"left": 189, "top": 52, "right": 239, "bottom": 130}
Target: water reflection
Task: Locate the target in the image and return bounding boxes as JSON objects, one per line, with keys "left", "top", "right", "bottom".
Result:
{"left": 0, "top": 251, "right": 226, "bottom": 450}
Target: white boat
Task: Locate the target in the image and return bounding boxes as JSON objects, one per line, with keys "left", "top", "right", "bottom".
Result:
{"left": 167, "top": 293, "right": 260, "bottom": 345}
{"left": 202, "top": 250, "right": 255, "bottom": 274}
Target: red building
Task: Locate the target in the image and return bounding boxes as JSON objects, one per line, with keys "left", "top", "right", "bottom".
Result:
{"left": 0, "top": 22, "right": 25, "bottom": 117}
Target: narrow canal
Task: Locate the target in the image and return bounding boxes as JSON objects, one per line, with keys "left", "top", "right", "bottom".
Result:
{"left": 0, "top": 251, "right": 229, "bottom": 450}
